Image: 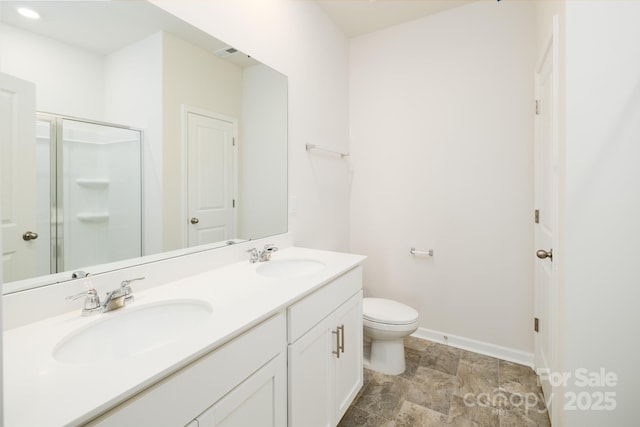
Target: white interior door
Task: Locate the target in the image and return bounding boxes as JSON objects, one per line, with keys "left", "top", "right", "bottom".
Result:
{"left": 0, "top": 72, "right": 40, "bottom": 282}
{"left": 534, "top": 17, "right": 558, "bottom": 420}
{"left": 186, "top": 110, "right": 236, "bottom": 247}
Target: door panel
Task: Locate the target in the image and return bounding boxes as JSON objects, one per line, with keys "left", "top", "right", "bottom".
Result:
{"left": 334, "top": 292, "right": 363, "bottom": 423}
{"left": 0, "top": 73, "right": 39, "bottom": 282}
{"left": 288, "top": 319, "right": 333, "bottom": 427}
{"left": 196, "top": 355, "right": 286, "bottom": 427}
{"left": 187, "top": 112, "right": 236, "bottom": 247}
{"left": 534, "top": 19, "right": 558, "bottom": 419}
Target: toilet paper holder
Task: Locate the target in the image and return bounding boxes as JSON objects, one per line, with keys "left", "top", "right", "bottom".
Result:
{"left": 410, "top": 247, "right": 433, "bottom": 257}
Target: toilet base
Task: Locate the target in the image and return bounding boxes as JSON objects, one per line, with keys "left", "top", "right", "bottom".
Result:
{"left": 366, "top": 337, "right": 406, "bottom": 375}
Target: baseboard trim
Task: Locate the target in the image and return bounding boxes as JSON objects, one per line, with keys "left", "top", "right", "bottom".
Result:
{"left": 411, "top": 327, "right": 534, "bottom": 368}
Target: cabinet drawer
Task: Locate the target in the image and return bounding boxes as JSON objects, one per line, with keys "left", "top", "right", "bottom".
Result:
{"left": 86, "top": 312, "right": 286, "bottom": 427}
{"left": 287, "top": 266, "right": 362, "bottom": 344}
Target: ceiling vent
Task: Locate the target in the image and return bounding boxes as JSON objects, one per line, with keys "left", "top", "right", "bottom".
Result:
{"left": 214, "top": 46, "right": 239, "bottom": 58}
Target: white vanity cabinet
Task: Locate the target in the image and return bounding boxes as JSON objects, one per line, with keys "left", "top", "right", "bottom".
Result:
{"left": 85, "top": 313, "right": 287, "bottom": 427}
{"left": 287, "top": 266, "right": 363, "bottom": 427}
{"left": 185, "top": 354, "right": 286, "bottom": 427}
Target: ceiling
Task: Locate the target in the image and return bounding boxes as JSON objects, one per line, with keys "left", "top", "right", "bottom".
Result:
{"left": 313, "top": 0, "right": 476, "bottom": 38}
{"left": 0, "top": 1, "right": 257, "bottom": 67}
{"left": 0, "top": 1, "right": 476, "bottom": 57}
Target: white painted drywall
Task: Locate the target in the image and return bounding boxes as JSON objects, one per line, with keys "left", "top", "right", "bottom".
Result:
{"left": 150, "top": 0, "right": 351, "bottom": 252}
{"left": 240, "top": 64, "right": 288, "bottom": 240}
{"left": 562, "top": 2, "right": 640, "bottom": 425}
{"left": 349, "top": 1, "right": 536, "bottom": 354}
{"left": 0, "top": 23, "right": 104, "bottom": 120}
{"left": 0, "top": 223, "right": 3, "bottom": 425}
{"left": 104, "top": 32, "right": 163, "bottom": 256}
{"left": 161, "top": 31, "right": 243, "bottom": 251}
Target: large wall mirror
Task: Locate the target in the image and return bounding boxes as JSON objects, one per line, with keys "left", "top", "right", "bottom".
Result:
{"left": 0, "top": 1, "right": 288, "bottom": 293}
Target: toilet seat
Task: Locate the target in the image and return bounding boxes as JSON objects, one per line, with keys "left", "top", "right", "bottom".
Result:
{"left": 363, "top": 298, "right": 418, "bottom": 325}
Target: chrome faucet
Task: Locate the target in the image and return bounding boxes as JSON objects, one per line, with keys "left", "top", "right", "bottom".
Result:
{"left": 119, "top": 277, "right": 144, "bottom": 302}
{"left": 66, "top": 277, "right": 145, "bottom": 315}
{"left": 66, "top": 288, "right": 101, "bottom": 316}
{"left": 259, "top": 244, "right": 278, "bottom": 262}
{"left": 247, "top": 247, "right": 260, "bottom": 263}
{"left": 246, "top": 244, "right": 279, "bottom": 263}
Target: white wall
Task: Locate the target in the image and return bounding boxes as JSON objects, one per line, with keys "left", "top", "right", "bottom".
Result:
{"left": 240, "top": 64, "right": 288, "bottom": 240}
{"left": 0, "top": 220, "right": 3, "bottom": 425}
{"left": 151, "top": 0, "right": 351, "bottom": 253}
{"left": 162, "top": 31, "right": 244, "bottom": 251}
{"left": 562, "top": 2, "right": 640, "bottom": 425}
{"left": 349, "top": 1, "right": 536, "bottom": 357}
{"left": 0, "top": 23, "right": 104, "bottom": 120}
{"left": 104, "top": 33, "right": 163, "bottom": 256}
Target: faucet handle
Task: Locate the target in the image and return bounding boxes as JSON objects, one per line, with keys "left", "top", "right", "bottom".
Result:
{"left": 120, "top": 276, "right": 145, "bottom": 287}
{"left": 66, "top": 288, "right": 101, "bottom": 315}
{"left": 120, "top": 276, "right": 145, "bottom": 301}
{"left": 259, "top": 244, "right": 278, "bottom": 262}
{"left": 246, "top": 247, "right": 259, "bottom": 263}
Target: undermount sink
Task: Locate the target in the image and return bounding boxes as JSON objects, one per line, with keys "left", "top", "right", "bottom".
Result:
{"left": 53, "top": 299, "right": 212, "bottom": 364}
{"left": 256, "top": 258, "right": 325, "bottom": 278}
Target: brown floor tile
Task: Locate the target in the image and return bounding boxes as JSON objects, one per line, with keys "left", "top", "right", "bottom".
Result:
{"left": 454, "top": 358, "right": 499, "bottom": 402}
{"left": 404, "top": 336, "right": 430, "bottom": 353}
{"left": 448, "top": 395, "right": 500, "bottom": 427}
{"left": 338, "top": 406, "right": 395, "bottom": 427}
{"left": 420, "top": 341, "right": 461, "bottom": 376}
{"left": 394, "top": 401, "right": 451, "bottom": 427}
{"left": 398, "top": 348, "right": 423, "bottom": 380}
{"left": 499, "top": 360, "right": 541, "bottom": 395}
{"left": 409, "top": 366, "right": 458, "bottom": 415}
{"left": 349, "top": 339, "right": 549, "bottom": 427}
{"left": 355, "top": 371, "right": 408, "bottom": 420}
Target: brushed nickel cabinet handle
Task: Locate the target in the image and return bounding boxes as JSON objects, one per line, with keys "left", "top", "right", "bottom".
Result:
{"left": 332, "top": 328, "right": 341, "bottom": 358}
{"left": 338, "top": 324, "right": 345, "bottom": 354}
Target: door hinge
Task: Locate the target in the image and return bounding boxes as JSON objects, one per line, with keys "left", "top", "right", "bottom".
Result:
{"left": 534, "top": 317, "right": 539, "bottom": 333}
{"left": 232, "top": 137, "right": 236, "bottom": 146}
{"left": 534, "top": 209, "right": 540, "bottom": 224}
{"left": 232, "top": 199, "right": 236, "bottom": 208}
{"left": 535, "top": 100, "right": 541, "bottom": 115}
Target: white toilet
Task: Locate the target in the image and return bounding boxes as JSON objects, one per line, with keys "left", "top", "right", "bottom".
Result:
{"left": 362, "top": 297, "right": 419, "bottom": 375}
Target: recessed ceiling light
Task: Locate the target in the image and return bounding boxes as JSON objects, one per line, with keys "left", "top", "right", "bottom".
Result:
{"left": 17, "top": 7, "right": 40, "bottom": 20}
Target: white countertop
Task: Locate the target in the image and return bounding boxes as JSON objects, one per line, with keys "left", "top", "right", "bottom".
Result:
{"left": 3, "top": 247, "right": 365, "bottom": 427}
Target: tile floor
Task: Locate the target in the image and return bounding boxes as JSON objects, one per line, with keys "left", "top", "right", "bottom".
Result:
{"left": 338, "top": 337, "right": 551, "bottom": 427}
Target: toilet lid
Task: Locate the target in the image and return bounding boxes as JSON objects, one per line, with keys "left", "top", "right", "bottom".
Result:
{"left": 363, "top": 298, "right": 418, "bottom": 325}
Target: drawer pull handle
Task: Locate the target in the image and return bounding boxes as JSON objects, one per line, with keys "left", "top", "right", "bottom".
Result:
{"left": 332, "top": 328, "right": 341, "bottom": 358}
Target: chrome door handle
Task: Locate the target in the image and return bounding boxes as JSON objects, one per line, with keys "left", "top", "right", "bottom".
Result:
{"left": 190, "top": 217, "right": 199, "bottom": 224}
{"left": 536, "top": 249, "right": 553, "bottom": 261}
{"left": 22, "top": 231, "right": 38, "bottom": 241}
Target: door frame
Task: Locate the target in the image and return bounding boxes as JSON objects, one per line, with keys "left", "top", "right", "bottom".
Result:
{"left": 181, "top": 105, "right": 238, "bottom": 248}
{"left": 534, "top": 15, "right": 560, "bottom": 424}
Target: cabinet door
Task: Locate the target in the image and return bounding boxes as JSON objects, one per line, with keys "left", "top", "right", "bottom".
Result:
{"left": 333, "top": 291, "right": 363, "bottom": 423}
{"left": 288, "top": 317, "right": 333, "bottom": 427}
{"left": 196, "top": 354, "right": 286, "bottom": 427}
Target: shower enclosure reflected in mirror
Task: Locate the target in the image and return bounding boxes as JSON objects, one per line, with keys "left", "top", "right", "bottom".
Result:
{"left": 0, "top": 1, "right": 288, "bottom": 292}
{"left": 35, "top": 115, "right": 143, "bottom": 280}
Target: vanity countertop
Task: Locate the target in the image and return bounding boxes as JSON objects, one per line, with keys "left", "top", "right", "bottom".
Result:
{"left": 3, "top": 247, "right": 366, "bottom": 427}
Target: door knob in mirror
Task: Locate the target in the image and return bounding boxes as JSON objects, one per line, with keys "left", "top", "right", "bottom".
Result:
{"left": 22, "top": 231, "right": 38, "bottom": 241}
{"left": 536, "top": 249, "right": 553, "bottom": 261}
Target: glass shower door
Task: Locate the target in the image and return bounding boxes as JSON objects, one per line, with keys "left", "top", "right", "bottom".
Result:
{"left": 60, "top": 118, "right": 142, "bottom": 272}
